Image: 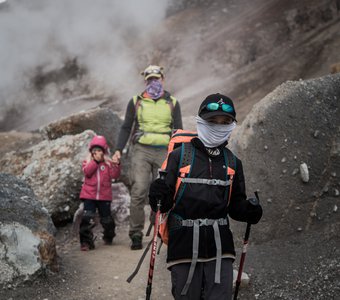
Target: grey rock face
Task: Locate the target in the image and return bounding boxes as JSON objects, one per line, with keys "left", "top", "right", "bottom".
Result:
{"left": 0, "top": 173, "right": 55, "bottom": 234}
{"left": 40, "top": 107, "right": 122, "bottom": 152}
{"left": 230, "top": 73, "right": 340, "bottom": 242}
{"left": 0, "top": 173, "right": 57, "bottom": 287}
{"left": 229, "top": 73, "right": 340, "bottom": 299}
{"left": 0, "top": 130, "right": 97, "bottom": 225}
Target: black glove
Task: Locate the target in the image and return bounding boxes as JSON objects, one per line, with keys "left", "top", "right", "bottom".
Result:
{"left": 149, "top": 178, "right": 172, "bottom": 213}
{"left": 246, "top": 201, "right": 263, "bottom": 224}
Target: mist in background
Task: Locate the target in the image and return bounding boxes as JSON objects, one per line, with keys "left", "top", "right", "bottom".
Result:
{"left": 0, "top": 0, "right": 169, "bottom": 129}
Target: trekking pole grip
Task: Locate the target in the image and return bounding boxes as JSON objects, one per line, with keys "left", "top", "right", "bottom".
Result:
{"left": 158, "top": 169, "right": 167, "bottom": 181}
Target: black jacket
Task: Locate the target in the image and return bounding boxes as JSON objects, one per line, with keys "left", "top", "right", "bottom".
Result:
{"left": 163, "top": 138, "right": 249, "bottom": 263}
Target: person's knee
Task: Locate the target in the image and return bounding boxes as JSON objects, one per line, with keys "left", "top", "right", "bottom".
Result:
{"left": 80, "top": 211, "right": 96, "bottom": 229}
{"left": 100, "top": 215, "right": 114, "bottom": 228}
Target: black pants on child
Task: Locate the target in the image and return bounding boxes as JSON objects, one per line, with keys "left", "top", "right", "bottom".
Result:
{"left": 79, "top": 199, "right": 116, "bottom": 247}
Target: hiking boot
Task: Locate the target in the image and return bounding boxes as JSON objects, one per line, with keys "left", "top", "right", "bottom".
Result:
{"left": 80, "top": 242, "right": 95, "bottom": 251}
{"left": 103, "top": 237, "right": 113, "bottom": 245}
{"left": 130, "top": 235, "right": 143, "bottom": 250}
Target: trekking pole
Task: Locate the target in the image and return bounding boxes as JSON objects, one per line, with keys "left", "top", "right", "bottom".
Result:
{"left": 233, "top": 192, "right": 260, "bottom": 300}
{"left": 146, "top": 170, "right": 167, "bottom": 300}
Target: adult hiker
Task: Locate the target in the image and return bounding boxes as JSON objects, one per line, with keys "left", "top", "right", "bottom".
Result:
{"left": 79, "top": 135, "right": 121, "bottom": 251}
{"left": 148, "top": 93, "right": 263, "bottom": 299}
{"left": 112, "top": 65, "right": 183, "bottom": 250}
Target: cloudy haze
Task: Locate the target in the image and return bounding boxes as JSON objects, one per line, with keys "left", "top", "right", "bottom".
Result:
{"left": 0, "top": 0, "right": 169, "bottom": 123}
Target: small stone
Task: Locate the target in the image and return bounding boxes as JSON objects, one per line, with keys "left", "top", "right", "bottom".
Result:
{"left": 297, "top": 227, "right": 303, "bottom": 232}
{"left": 64, "top": 205, "right": 70, "bottom": 212}
{"left": 334, "top": 205, "right": 338, "bottom": 213}
{"left": 282, "top": 169, "right": 287, "bottom": 174}
{"left": 292, "top": 168, "right": 299, "bottom": 176}
{"left": 334, "top": 189, "right": 339, "bottom": 197}
{"left": 267, "top": 198, "right": 272, "bottom": 203}
{"left": 295, "top": 206, "right": 301, "bottom": 211}
{"left": 310, "top": 212, "right": 317, "bottom": 217}
{"left": 264, "top": 145, "right": 268, "bottom": 150}
{"left": 313, "top": 130, "right": 320, "bottom": 138}
{"left": 294, "top": 156, "right": 297, "bottom": 160}
{"left": 331, "top": 172, "right": 336, "bottom": 177}
{"left": 300, "top": 163, "right": 309, "bottom": 183}
{"left": 281, "top": 157, "right": 287, "bottom": 163}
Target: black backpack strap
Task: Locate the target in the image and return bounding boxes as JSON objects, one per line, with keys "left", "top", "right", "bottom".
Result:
{"left": 224, "top": 148, "right": 236, "bottom": 173}
{"left": 223, "top": 148, "right": 236, "bottom": 206}
{"left": 174, "top": 142, "right": 195, "bottom": 205}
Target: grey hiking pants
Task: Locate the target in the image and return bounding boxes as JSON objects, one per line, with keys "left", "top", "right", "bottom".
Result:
{"left": 170, "top": 259, "right": 233, "bottom": 300}
{"left": 129, "top": 143, "right": 167, "bottom": 237}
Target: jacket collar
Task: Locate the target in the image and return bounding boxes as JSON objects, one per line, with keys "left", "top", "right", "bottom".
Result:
{"left": 191, "top": 137, "right": 228, "bottom": 157}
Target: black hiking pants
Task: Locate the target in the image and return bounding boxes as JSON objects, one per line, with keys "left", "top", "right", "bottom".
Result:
{"left": 170, "top": 258, "right": 233, "bottom": 300}
{"left": 79, "top": 200, "right": 115, "bottom": 246}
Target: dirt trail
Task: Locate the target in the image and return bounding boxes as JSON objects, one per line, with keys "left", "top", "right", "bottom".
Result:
{"left": 58, "top": 223, "right": 172, "bottom": 300}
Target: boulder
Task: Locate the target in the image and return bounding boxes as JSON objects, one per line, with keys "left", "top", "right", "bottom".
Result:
{"left": 0, "top": 131, "right": 43, "bottom": 156}
{"left": 40, "top": 107, "right": 122, "bottom": 152}
{"left": 0, "top": 130, "right": 97, "bottom": 226}
{"left": 0, "top": 173, "right": 57, "bottom": 287}
{"left": 229, "top": 73, "right": 340, "bottom": 242}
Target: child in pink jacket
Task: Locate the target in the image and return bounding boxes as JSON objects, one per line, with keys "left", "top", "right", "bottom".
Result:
{"left": 79, "top": 135, "right": 121, "bottom": 251}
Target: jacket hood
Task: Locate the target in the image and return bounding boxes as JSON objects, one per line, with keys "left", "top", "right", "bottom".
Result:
{"left": 89, "top": 135, "right": 109, "bottom": 153}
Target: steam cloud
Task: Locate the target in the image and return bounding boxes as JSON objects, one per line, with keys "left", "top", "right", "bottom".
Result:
{"left": 0, "top": 0, "right": 169, "bottom": 127}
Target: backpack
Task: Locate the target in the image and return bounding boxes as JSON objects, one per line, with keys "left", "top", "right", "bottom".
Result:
{"left": 158, "top": 129, "right": 236, "bottom": 245}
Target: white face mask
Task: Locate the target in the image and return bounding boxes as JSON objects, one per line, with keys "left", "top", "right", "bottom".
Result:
{"left": 196, "top": 116, "right": 236, "bottom": 148}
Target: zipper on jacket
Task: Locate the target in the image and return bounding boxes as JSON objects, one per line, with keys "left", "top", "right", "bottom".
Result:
{"left": 208, "top": 158, "right": 212, "bottom": 178}
{"left": 96, "top": 167, "right": 100, "bottom": 200}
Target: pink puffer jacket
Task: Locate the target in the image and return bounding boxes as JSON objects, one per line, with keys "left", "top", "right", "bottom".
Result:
{"left": 79, "top": 135, "right": 121, "bottom": 201}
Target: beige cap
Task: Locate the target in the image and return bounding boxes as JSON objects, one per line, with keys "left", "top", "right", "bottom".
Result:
{"left": 141, "top": 65, "right": 164, "bottom": 80}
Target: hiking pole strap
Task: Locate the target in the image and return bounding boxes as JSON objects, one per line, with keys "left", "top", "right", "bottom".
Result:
{"left": 181, "top": 220, "right": 199, "bottom": 295}
{"left": 126, "top": 239, "right": 153, "bottom": 283}
{"left": 146, "top": 222, "right": 153, "bottom": 237}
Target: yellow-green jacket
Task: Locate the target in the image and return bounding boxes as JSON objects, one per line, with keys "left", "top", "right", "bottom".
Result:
{"left": 116, "top": 91, "right": 183, "bottom": 150}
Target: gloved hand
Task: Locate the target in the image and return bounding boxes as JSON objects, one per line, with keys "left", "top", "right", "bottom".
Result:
{"left": 246, "top": 200, "right": 263, "bottom": 224}
{"left": 149, "top": 178, "right": 172, "bottom": 213}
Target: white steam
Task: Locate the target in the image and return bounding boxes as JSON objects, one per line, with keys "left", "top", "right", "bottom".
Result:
{"left": 0, "top": 0, "right": 169, "bottom": 124}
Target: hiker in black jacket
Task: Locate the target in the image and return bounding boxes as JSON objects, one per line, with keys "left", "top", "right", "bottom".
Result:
{"left": 149, "top": 93, "right": 263, "bottom": 300}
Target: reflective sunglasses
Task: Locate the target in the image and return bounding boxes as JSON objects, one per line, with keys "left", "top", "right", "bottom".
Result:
{"left": 200, "top": 102, "right": 234, "bottom": 114}
{"left": 144, "top": 68, "right": 163, "bottom": 75}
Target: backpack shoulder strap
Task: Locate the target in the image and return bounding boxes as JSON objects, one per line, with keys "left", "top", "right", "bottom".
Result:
{"left": 132, "top": 95, "right": 142, "bottom": 109}
{"left": 163, "top": 93, "right": 176, "bottom": 112}
{"left": 224, "top": 148, "right": 236, "bottom": 172}
{"left": 174, "top": 142, "right": 195, "bottom": 205}
{"left": 223, "top": 148, "right": 236, "bottom": 206}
